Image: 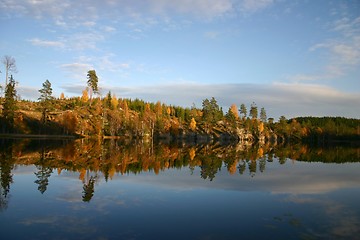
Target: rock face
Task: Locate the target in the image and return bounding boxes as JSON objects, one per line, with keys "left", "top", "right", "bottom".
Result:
{"left": 155, "top": 123, "right": 265, "bottom": 145}
{"left": 236, "top": 128, "right": 254, "bottom": 142}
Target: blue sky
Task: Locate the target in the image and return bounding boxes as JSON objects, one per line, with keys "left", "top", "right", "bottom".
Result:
{"left": 0, "top": 0, "right": 359, "bottom": 119}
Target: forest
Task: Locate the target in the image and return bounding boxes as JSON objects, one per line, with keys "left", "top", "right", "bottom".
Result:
{"left": 0, "top": 69, "right": 359, "bottom": 144}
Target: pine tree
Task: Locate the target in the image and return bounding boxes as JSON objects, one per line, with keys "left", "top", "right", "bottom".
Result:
{"left": 260, "top": 107, "right": 267, "bottom": 122}
{"left": 239, "top": 103, "right": 247, "bottom": 119}
{"left": 202, "top": 97, "right": 223, "bottom": 124}
{"left": 38, "top": 79, "right": 54, "bottom": 123}
{"left": 87, "top": 70, "right": 99, "bottom": 100}
{"left": 225, "top": 107, "right": 237, "bottom": 125}
{"left": 249, "top": 102, "right": 258, "bottom": 119}
{"left": 106, "top": 91, "right": 112, "bottom": 109}
{"left": 3, "top": 75, "right": 17, "bottom": 126}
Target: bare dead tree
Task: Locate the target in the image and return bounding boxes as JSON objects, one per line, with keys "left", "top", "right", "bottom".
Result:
{"left": 2, "top": 55, "right": 17, "bottom": 85}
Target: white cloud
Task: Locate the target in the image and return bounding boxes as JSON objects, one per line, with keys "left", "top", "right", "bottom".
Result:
{"left": 61, "top": 62, "right": 93, "bottom": 72}
{"left": 68, "top": 32, "right": 105, "bottom": 50}
{"left": 292, "top": 15, "right": 360, "bottom": 84}
{"left": 0, "top": 0, "right": 274, "bottom": 29}
{"left": 28, "top": 38, "right": 65, "bottom": 48}
{"left": 60, "top": 62, "right": 93, "bottom": 83}
{"left": 82, "top": 21, "right": 96, "bottom": 27}
{"left": 17, "top": 85, "right": 39, "bottom": 100}
{"left": 333, "top": 17, "right": 360, "bottom": 37}
{"left": 331, "top": 43, "right": 360, "bottom": 65}
{"left": 97, "top": 54, "right": 131, "bottom": 72}
{"left": 28, "top": 31, "right": 105, "bottom": 51}
{"left": 103, "top": 26, "right": 116, "bottom": 32}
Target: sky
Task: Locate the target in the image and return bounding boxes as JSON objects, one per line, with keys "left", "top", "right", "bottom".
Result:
{"left": 0, "top": 0, "right": 359, "bottom": 120}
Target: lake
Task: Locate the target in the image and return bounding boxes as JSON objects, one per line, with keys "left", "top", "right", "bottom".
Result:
{"left": 0, "top": 138, "right": 360, "bottom": 239}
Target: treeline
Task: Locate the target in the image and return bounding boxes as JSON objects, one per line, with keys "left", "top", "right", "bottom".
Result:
{"left": 294, "top": 117, "right": 360, "bottom": 141}
{"left": 0, "top": 68, "right": 359, "bottom": 143}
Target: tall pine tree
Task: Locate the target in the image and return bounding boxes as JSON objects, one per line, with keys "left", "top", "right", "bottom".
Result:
{"left": 38, "top": 79, "right": 54, "bottom": 123}
{"left": 87, "top": 70, "right": 99, "bottom": 101}
{"left": 3, "top": 75, "right": 17, "bottom": 129}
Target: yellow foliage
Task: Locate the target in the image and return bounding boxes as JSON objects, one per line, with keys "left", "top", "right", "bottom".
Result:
{"left": 145, "top": 103, "right": 151, "bottom": 112}
{"left": 229, "top": 161, "right": 237, "bottom": 175}
{"left": 81, "top": 89, "right": 89, "bottom": 102}
{"left": 230, "top": 104, "right": 239, "bottom": 119}
{"left": 111, "top": 95, "right": 118, "bottom": 109}
{"left": 164, "top": 120, "right": 171, "bottom": 131}
{"left": 155, "top": 101, "right": 162, "bottom": 116}
{"left": 316, "top": 127, "right": 323, "bottom": 134}
{"left": 257, "top": 148, "right": 264, "bottom": 158}
{"left": 79, "top": 169, "right": 86, "bottom": 181}
{"left": 123, "top": 100, "right": 129, "bottom": 121}
{"left": 190, "top": 117, "right": 196, "bottom": 131}
{"left": 189, "top": 148, "right": 196, "bottom": 161}
{"left": 109, "top": 167, "right": 116, "bottom": 180}
{"left": 258, "top": 122, "right": 264, "bottom": 133}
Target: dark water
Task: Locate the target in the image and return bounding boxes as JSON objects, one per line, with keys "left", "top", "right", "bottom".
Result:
{"left": 0, "top": 138, "right": 360, "bottom": 240}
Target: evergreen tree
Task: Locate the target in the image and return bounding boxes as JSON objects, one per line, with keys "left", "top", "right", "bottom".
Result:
{"left": 240, "top": 103, "right": 247, "bottom": 119}
{"left": 106, "top": 91, "right": 112, "bottom": 109}
{"left": 225, "top": 107, "right": 237, "bottom": 126}
{"left": 82, "top": 176, "right": 95, "bottom": 202}
{"left": 34, "top": 166, "right": 53, "bottom": 194}
{"left": 249, "top": 102, "right": 258, "bottom": 119}
{"left": 202, "top": 97, "right": 223, "bottom": 124}
{"left": 3, "top": 75, "right": 17, "bottom": 127}
{"left": 38, "top": 79, "right": 54, "bottom": 123}
{"left": 87, "top": 70, "right": 99, "bottom": 100}
{"left": 260, "top": 107, "right": 267, "bottom": 122}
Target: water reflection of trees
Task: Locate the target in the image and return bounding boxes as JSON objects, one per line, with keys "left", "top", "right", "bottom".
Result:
{"left": 0, "top": 140, "right": 14, "bottom": 211}
{"left": 0, "top": 139, "right": 359, "bottom": 203}
{"left": 34, "top": 148, "right": 54, "bottom": 194}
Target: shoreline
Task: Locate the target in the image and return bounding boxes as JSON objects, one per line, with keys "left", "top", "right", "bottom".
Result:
{"left": 0, "top": 134, "right": 79, "bottom": 139}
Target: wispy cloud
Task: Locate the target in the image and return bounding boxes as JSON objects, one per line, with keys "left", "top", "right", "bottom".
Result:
{"left": 61, "top": 62, "right": 93, "bottom": 73}
{"left": 28, "top": 31, "right": 105, "bottom": 51}
{"left": 1, "top": 0, "right": 274, "bottom": 28}
{"left": 290, "top": 15, "right": 360, "bottom": 84}
{"left": 103, "top": 26, "right": 116, "bottom": 33}
{"left": 60, "top": 62, "right": 93, "bottom": 83}
{"left": 28, "top": 38, "right": 65, "bottom": 48}
{"left": 97, "top": 54, "right": 130, "bottom": 72}
{"left": 204, "top": 31, "right": 220, "bottom": 39}
{"left": 68, "top": 32, "right": 105, "bottom": 50}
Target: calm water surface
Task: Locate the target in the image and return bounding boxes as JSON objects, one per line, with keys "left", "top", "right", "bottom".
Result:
{"left": 0, "top": 139, "right": 359, "bottom": 239}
